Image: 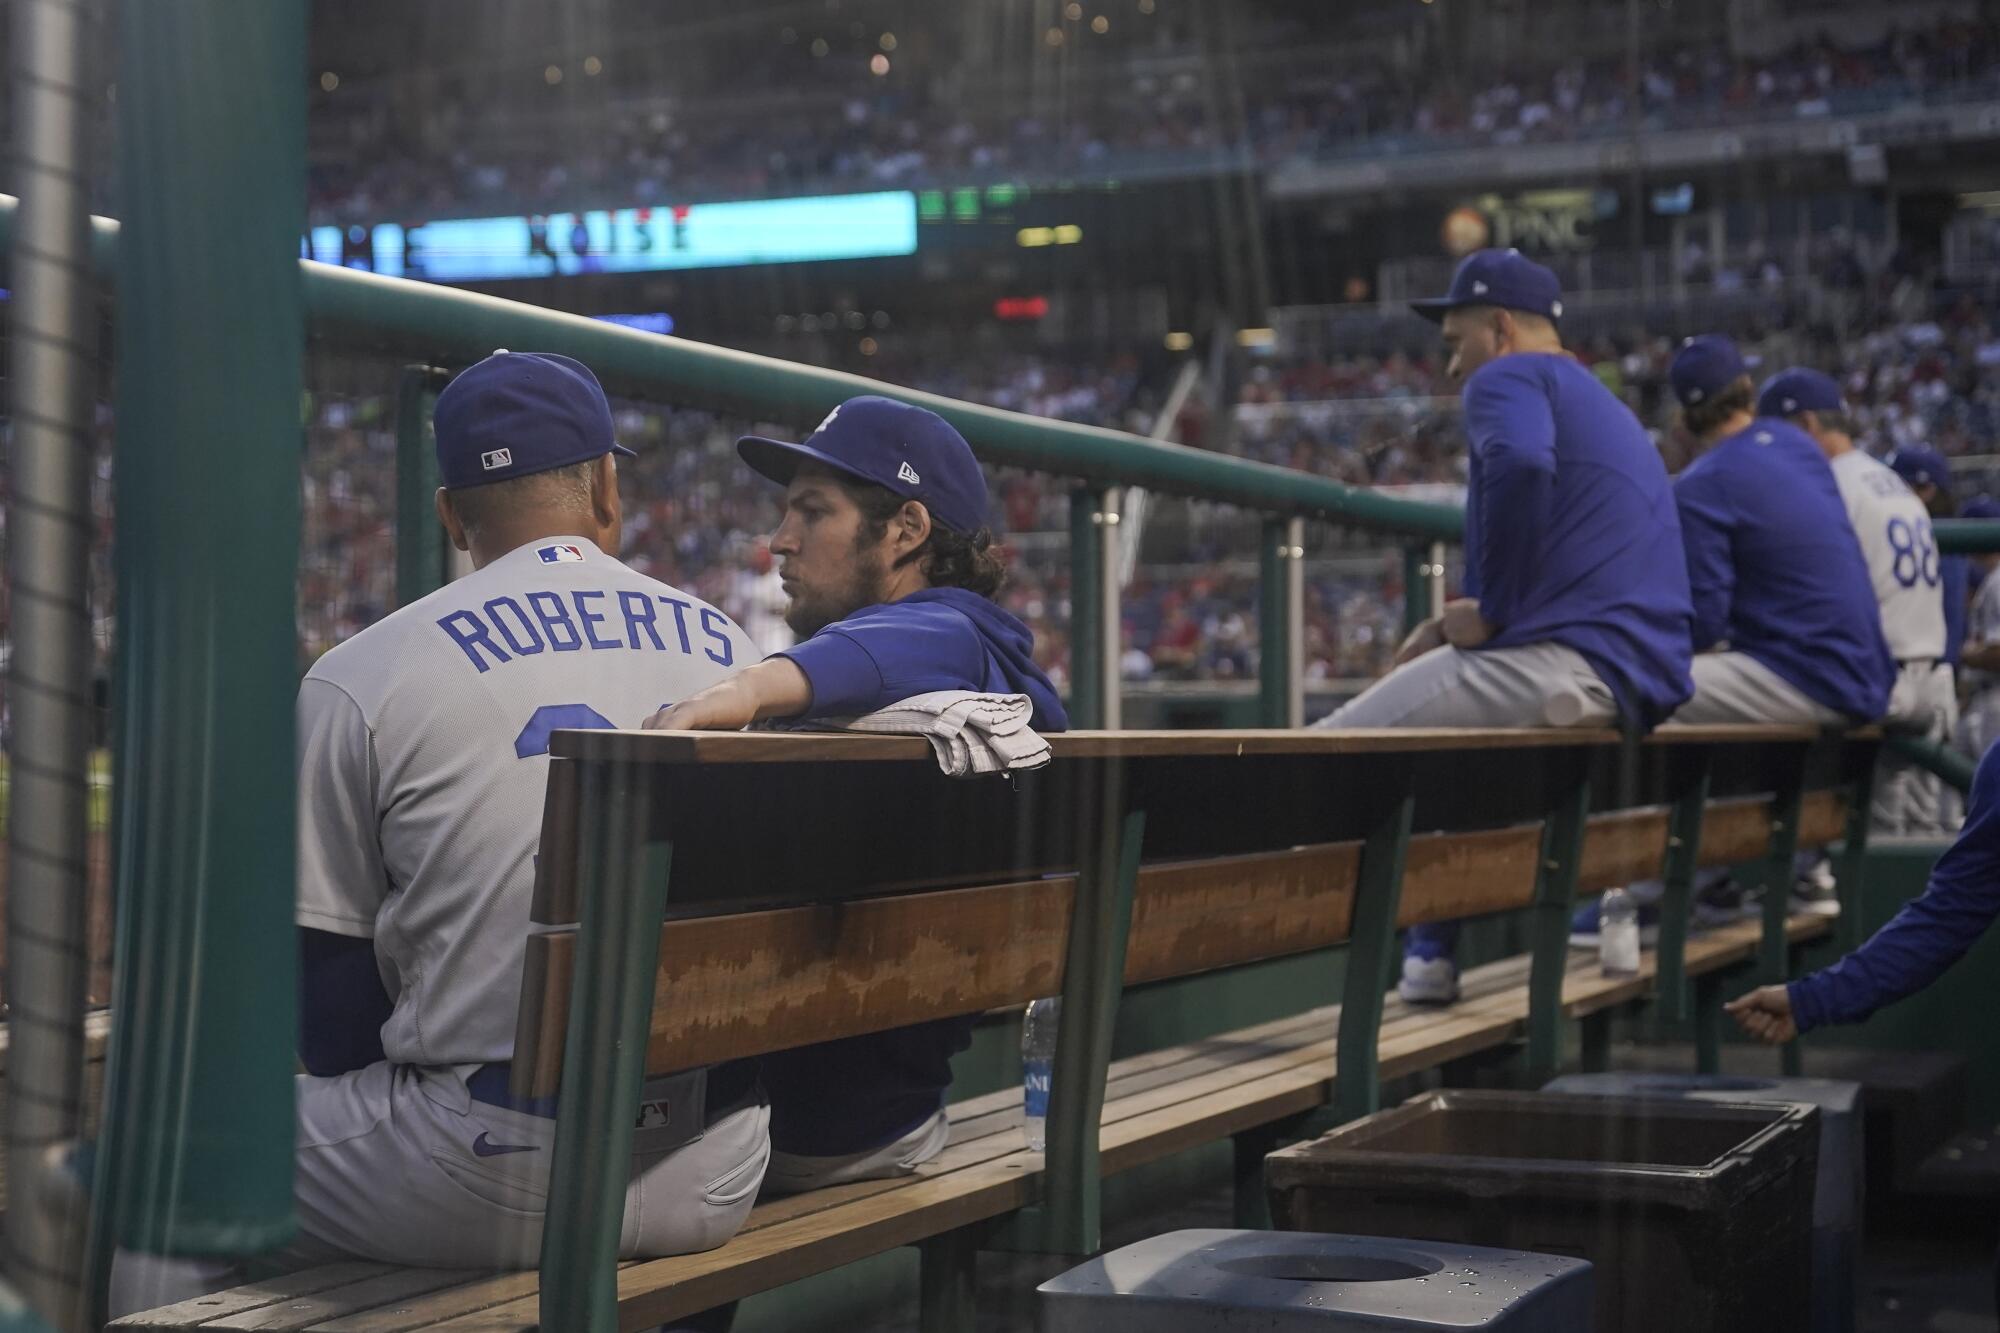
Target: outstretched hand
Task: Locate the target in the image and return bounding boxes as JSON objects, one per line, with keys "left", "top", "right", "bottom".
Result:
{"left": 1724, "top": 985, "right": 1797, "bottom": 1045}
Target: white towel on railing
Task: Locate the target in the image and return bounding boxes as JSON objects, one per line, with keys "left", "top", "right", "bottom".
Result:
{"left": 829, "top": 690, "right": 1052, "bottom": 778}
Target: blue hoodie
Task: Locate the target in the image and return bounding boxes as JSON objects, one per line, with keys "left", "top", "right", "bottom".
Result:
{"left": 1674, "top": 419, "right": 1894, "bottom": 720}
{"left": 778, "top": 586, "right": 1068, "bottom": 731}
{"left": 762, "top": 586, "right": 1066, "bottom": 1154}
{"left": 1790, "top": 740, "right": 2000, "bottom": 1032}
{"left": 1458, "top": 353, "right": 1695, "bottom": 730}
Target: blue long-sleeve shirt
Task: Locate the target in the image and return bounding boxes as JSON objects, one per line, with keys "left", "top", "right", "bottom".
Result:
{"left": 1458, "top": 353, "right": 1694, "bottom": 730}
{"left": 1674, "top": 420, "right": 1894, "bottom": 721}
{"left": 761, "top": 586, "right": 1066, "bottom": 1155}
{"left": 1790, "top": 742, "right": 2000, "bottom": 1031}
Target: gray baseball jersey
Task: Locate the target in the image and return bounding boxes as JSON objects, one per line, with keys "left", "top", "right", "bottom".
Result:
{"left": 1966, "top": 570, "right": 2000, "bottom": 694}
{"left": 1828, "top": 450, "right": 1946, "bottom": 662}
{"left": 296, "top": 534, "right": 756, "bottom": 1066}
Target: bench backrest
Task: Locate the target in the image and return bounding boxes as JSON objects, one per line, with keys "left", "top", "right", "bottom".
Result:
{"left": 513, "top": 726, "right": 1871, "bottom": 1097}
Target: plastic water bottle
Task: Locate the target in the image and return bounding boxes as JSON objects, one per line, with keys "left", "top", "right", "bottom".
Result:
{"left": 1600, "top": 886, "right": 1640, "bottom": 977}
{"left": 1022, "top": 996, "right": 1059, "bottom": 1152}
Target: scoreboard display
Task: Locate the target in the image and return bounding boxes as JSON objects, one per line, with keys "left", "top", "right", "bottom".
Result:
{"left": 305, "top": 190, "right": 919, "bottom": 282}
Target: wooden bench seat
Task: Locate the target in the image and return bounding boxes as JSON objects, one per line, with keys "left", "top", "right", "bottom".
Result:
{"left": 114, "top": 725, "right": 1879, "bottom": 1333}
{"left": 117, "top": 908, "right": 1834, "bottom": 1332}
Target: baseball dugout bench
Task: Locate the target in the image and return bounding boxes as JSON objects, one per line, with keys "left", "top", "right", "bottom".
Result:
{"left": 114, "top": 723, "right": 1879, "bottom": 1333}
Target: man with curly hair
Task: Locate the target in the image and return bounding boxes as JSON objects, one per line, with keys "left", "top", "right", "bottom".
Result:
{"left": 648, "top": 395, "right": 1066, "bottom": 1193}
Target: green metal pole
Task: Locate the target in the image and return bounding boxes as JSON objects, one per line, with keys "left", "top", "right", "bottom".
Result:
{"left": 394, "top": 365, "right": 452, "bottom": 606}
{"left": 1402, "top": 546, "right": 1429, "bottom": 634}
{"left": 1068, "top": 490, "right": 1106, "bottom": 730}
{"left": 1041, "top": 796, "right": 1145, "bottom": 1256}
{"left": 98, "top": 0, "right": 304, "bottom": 1260}
{"left": 1837, "top": 748, "right": 1879, "bottom": 953}
{"left": 1655, "top": 751, "right": 1712, "bottom": 1026}
{"left": 1258, "top": 519, "right": 1289, "bottom": 727}
{"left": 1525, "top": 761, "right": 1592, "bottom": 1082}
{"left": 1334, "top": 778, "right": 1416, "bottom": 1124}
{"left": 1257, "top": 519, "right": 1304, "bottom": 728}
{"left": 1759, "top": 749, "right": 1809, "bottom": 1078}
{"left": 541, "top": 763, "right": 666, "bottom": 1331}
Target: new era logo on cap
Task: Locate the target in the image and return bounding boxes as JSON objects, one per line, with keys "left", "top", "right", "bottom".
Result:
{"left": 736, "top": 395, "right": 990, "bottom": 536}
{"left": 536, "top": 543, "right": 585, "bottom": 564}
{"left": 1410, "top": 248, "right": 1563, "bottom": 325}
{"left": 482, "top": 448, "right": 513, "bottom": 471}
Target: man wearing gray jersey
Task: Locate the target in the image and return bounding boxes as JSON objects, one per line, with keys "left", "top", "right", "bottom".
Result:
{"left": 1760, "top": 369, "right": 1954, "bottom": 834}
{"left": 112, "top": 353, "right": 768, "bottom": 1314}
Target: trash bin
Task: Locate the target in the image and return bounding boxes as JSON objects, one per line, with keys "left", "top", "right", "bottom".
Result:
{"left": 1037, "top": 1228, "right": 1595, "bottom": 1331}
{"left": 1545, "top": 1071, "right": 1862, "bottom": 1333}
{"left": 1266, "top": 1089, "right": 1818, "bottom": 1333}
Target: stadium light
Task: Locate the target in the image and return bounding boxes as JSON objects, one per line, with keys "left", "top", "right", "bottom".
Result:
{"left": 1165, "top": 331, "right": 1194, "bottom": 351}
{"left": 1236, "top": 327, "right": 1277, "bottom": 347}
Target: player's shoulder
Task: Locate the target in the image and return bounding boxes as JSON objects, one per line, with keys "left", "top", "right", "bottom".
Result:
{"left": 1462, "top": 352, "right": 1552, "bottom": 398}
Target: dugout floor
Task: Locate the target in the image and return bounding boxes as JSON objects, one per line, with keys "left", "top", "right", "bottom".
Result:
{"left": 864, "top": 1179, "right": 1998, "bottom": 1332}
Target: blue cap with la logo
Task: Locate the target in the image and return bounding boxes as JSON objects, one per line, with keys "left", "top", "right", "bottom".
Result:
{"left": 738, "top": 396, "right": 991, "bottom": 534}
{"left": 1410, "top": 248, "right": 1565, "bottom": 324}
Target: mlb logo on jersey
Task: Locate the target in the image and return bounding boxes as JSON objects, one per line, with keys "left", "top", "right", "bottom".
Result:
{"left": 536, "top": 543, "right": 586, "bottom": 564}
{"left": 481, "top": 447, "right": 513, "bottom": 471}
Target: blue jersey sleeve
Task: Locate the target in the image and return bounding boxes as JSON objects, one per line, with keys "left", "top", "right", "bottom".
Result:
{"left": 778, "top": 601, "right": 991, "bottom": 717}
{"left": 1461, "top": 361, "right": 1556, "bottom": 632}
{"left": 1788, "top": 744, "right": 2000, "bottom": 1031}
{"left": 299, "top": 927, "right": 391, "bottom": 1076}
{"left": 1674, "top": 467, "right": 1737, "bottom": 651}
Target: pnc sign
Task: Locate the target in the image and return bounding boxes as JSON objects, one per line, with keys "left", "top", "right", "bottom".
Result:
{"left": 1441, "top": 190, "right": 1615, "bottom": 257}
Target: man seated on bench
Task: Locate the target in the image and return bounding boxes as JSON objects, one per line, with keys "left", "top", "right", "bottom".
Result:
{"left": 1575, "top": 339, "right": 1893, "bottom": 949}
{"left": 647, "top": 396, "right": 1067, "bottom": 1193}
{"left": 112, "top": 353, "right": 771, "bottom": 1314}
{"left": 1313, "top": 250, "right": 1695, "bottom": 1007}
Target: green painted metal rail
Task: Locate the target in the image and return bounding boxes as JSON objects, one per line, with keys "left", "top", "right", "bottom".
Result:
{"left": 0, "top": 194, "right": 1462, "bottom": 541}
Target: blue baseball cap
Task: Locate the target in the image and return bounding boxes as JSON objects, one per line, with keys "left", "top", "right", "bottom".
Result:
{"left": 1756, "top": 368, "right": 1845, "bottom": 419}
{"left": 1963, "top": 495, "right": 2000, "bottom": 520}
{"left": 1889, "top": 446, "right": 1951, "bottom": 491}
{"left": 738, "top": 396, "right": 990, "bottom": 535}
{"left": 433, "top": 351, "right": 634, "bottom": 490}
{"left": 1410, "top": 248, "right": 1565, "bottom": 324}
{"left": 1668, "top": 335, "right": 1748, "bottom": 408}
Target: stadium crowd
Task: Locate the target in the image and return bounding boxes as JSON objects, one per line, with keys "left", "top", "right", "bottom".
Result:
{"left": 5, "top": 273, "right": 1997, "bottom": 748}
{"left": 306, "top": 16, "right": 2000, "bottom": 224}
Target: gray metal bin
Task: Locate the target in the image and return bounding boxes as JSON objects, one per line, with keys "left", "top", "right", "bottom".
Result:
{"left": 1038, "top": 1229, "right": 1595, "bottom": 1331}
{"left": 1545, "top": 1071, "right": 1862, "bottom": 1333}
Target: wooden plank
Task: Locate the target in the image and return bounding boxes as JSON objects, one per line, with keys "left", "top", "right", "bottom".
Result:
{"left": 1122, "top": 842, "right": 1359, "bottom": 984}
{"left": 308, "top": 1275, "right": 544, "bottom": 1333}
{"left": 549, "top": 727, "right": 1635, "bottom": 765}
{"left": 528, "top": 758, "right": 579, "bottom": 924}
{"left": 110, "top": 1264, "right": 399, "bottom": 1329}
{"left": 1395, "top": 823, "right": 1542, "bottom": 926}
{"left": 1797, "top": 789, "right": 1847, "bottom": 845}
{"left": 527, "top": 842, "right": 1366, "bottom": 1092}
{"left": 1695, "top": 795, "right": 1781, "bottom": 868}
{"left": 509, "top": 930, "right": 573, "bottom": 1103}
{"left": 1649, "top": 724, "right": 1871, "bottom": 745}
{"left": 206, "top": 1270, "right": 488, "bottom": 1331}
{"left": 1576, "top": 807, "right": 1670, "bottom": 894}
{"left": 627, "top": 877, "right": 1074, "bottom": 1084}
